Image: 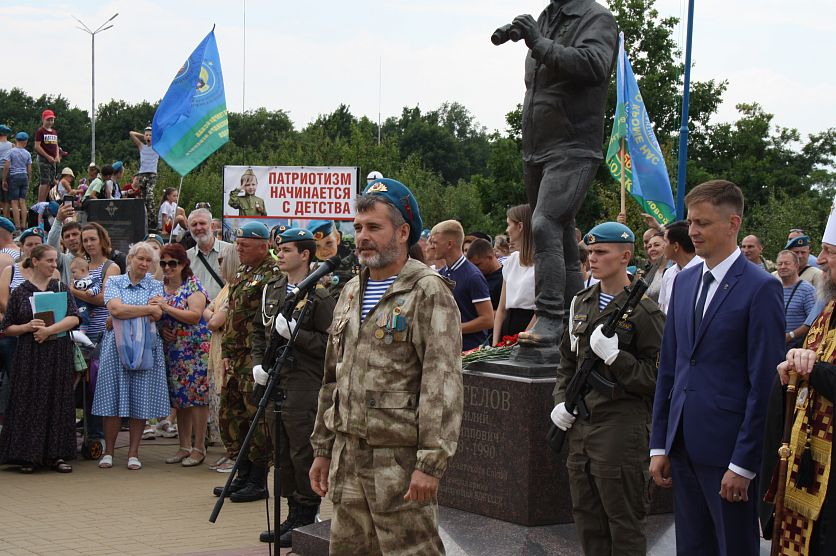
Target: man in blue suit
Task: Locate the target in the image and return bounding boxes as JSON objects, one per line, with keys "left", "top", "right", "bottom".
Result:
{"left": 649, "top": 180, "right": 786, "bottom": 555}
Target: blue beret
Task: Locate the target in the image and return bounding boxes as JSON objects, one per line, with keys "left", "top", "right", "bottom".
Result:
{"left": 112, "top": 161, "right": 124, "bottom": 172}
{"left": 0, "top": 217, "right": 15, "bottom": 233}
{"left": 420, "top": 229, "right": 431, "bottom": 241}
{"left": 15, "top": 131, "right": 28, "bottom": 141}
{"left": 785, "top": 235, "right": 811, "bottom": 250}
{"left": 0, "top": 125, "right": 10, "bottom": 135}
{"left": 47, "top": 201, "right": 60, "bottom": 217}
{"left": 144, "top": 233, "right": 165, "bottom": 247}
{"left": 584, "top": 222, "right": 635, "bottom": 245}
{"left": 19, "top": 227, "right": 45, "bottom": 242}
{"left": 306, "top": 220, "right": 334, "bottom": 240}
{"left": 363, "top": 178, "right": 423, "bottom": 246}
{"left": 277, "top": 227, "right": 314, "bottom": 244}
{"left": 236, "top": 221, "right": 270, "bottom": 240}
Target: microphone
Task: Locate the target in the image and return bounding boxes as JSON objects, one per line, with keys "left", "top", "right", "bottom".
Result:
{"left": 289, "top": 256, "right": 341, "bottom": 298}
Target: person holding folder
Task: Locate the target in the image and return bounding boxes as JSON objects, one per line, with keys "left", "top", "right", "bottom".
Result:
{"left": 0, "top": 244, "right": 79, "bottom": 473}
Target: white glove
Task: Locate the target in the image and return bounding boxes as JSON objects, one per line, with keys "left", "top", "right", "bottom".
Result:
{"left": 274, "top": 314, "right": 298, "bottom": 340}
{"left": 590, "top": 324, "right": 620, "bottom": 366}
{"left": 252, "top": 364, "right": 268, "bottom": 386}
{"left": 550, "top": 402, "right": 576, "bottom": 431}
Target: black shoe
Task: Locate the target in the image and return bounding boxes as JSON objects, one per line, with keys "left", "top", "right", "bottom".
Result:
{"left": 274, "top": 504, "right": 319, "bottom": 547}
{"left": 213, "top": 459, "right": 251, "bottom": 497}
{"left": 259, "top": 530, "right": 275, "bottom": 543}
{"left": 230, "top": 464, "right": 268, "bottom": 503}
{"left": 279, "top": 529, "right": 293, "bottom": 548}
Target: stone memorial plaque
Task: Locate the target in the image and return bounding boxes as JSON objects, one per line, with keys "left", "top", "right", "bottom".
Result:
{"left": 81, "top": 199, "right": 147, "bottom": 253}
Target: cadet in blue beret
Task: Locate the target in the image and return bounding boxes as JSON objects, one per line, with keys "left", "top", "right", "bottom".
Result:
{"left": 236, "top": 221, "right": 270, "bottom": 240}
{"left": 553, "top": 220, "right": 664, "bottom": 556}
{"left": 363, "top": 178, "right": 423, "bottom": 246}
{"left": 306, "top": 220, "right": 333, "bottom": 240}
{"left": 784, "top": 233, "right": 823, "bottom": 284}
{"left": 144, "top": 233, "right": 165, "bottom": 247}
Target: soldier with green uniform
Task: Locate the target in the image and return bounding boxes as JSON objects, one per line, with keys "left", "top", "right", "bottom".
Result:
{"left": 551, "top": 222, "right": 665, "bottom": 556}
{"left": 308, "top": 219, "right": 361, "bottom": 300}
{"left": 228, "top": 167, "right": 267, "bottom": 216}
{"left": 309, "top": 178, "right": 464, "bottom": 555}
{"left": 251, "top": 227, "right": 336, "bottom": 547}
{"left": 213, "top": 221, "right": 279, "bottom": 502}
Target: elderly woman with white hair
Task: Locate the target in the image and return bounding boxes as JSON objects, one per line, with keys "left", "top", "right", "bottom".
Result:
{"left": 92, "top": 241, "right": 170, "bottom": 470}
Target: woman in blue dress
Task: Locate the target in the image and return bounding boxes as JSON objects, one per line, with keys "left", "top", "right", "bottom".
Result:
{"left": 92, "top": 241, "right": 170, "bottom": 470}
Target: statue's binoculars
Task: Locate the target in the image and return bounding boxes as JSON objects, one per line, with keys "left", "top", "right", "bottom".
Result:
{"left": 491, "top": 24, "right": 523, "bottom": 46}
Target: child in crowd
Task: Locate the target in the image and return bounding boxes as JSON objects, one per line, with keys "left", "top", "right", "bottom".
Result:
{"left": 69, "top": 257, "right": 100, "bottom": 332}
{"left": 158, "top": 187, "right": 188, "bottom": 238}
{"left": 2, "top": 132, "right": 33, "bottom": 230}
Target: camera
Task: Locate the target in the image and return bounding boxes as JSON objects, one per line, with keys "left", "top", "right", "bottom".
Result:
{"left": 491, "top": 24, "right": 524, "bottom": 46}
{"left": 74, "top": 277, "right": 94, "bottom": 290}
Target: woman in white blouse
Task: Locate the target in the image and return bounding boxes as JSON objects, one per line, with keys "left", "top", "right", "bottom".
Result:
{"left": 493, "top": 204, "right": 536, "bottom": 345}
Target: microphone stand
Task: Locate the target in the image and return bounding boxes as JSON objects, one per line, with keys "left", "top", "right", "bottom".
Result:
{"left": 210, "top": 291, "right": 314, "bottom": 556}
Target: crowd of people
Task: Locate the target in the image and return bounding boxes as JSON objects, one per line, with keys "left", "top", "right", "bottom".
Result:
{"left": 1, "top": 107, "right": 834, "bottom": 556}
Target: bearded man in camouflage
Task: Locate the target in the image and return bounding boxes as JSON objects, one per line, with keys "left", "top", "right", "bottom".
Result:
{"left": 309, "top": 178, "right": 464, "bottom": 555}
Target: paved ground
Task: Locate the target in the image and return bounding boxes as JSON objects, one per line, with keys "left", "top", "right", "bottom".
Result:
{"left": 0, "top": 433, "right": 333, "bottom": 556}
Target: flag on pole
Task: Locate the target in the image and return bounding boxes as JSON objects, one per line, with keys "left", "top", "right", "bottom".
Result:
{"left": 152, "top": 27, "right": 229, "bottom": 176}
{"left": 605, "top": 32, "right": 675, "bottom": 226}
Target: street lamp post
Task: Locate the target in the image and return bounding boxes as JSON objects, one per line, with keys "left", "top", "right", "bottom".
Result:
{"left": 73, "top": 13, "right": 118, "bottom": 165}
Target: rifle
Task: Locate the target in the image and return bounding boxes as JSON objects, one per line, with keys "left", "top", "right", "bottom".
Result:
{"left": 546, "top": 263, "right": 658, "bottom": 454}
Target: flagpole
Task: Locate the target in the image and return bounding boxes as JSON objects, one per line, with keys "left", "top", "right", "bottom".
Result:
{"left": 169, "top": 175, "right": 184, "bottom": 244}
{"left": 620, "top": 137, "right": 627, "bottom": 215}
{"left": 675, "top": 0, "right": 695, "bottom": 220}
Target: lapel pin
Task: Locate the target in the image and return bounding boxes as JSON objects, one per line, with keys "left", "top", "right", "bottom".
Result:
{"left": 723, "top": 283, "right": 729, "bottom": 290}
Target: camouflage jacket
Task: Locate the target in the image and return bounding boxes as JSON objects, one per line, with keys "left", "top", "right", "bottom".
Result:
{"left": 251, "top": 273, "right": 335, "bottom": 391}
{"left": 310, "top": 258, "right": 464, "bottom": 479}
{"left": 555, "top": 282, "right": 665, "bottom": 423}
{"left": 227, "top": 190, "right": 267, "bottom": 216}
{"left": 221, "top": 255, "right": 280, "bottom": 390}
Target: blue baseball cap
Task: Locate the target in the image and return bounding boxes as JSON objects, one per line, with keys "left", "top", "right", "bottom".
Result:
{"left": 277, "top": 227, "right": 314, "bottom": 244}
{"left": 47, "top": 201, "right": 61, "bottom": 217}
{"left": 15, "top": 132, "right": 28, "bottom": 141}
{"left": 306, "top": 220, "right": 334, "bottom": 240}
{"left": 0, "top": 217, "right": 14, "bottom": 233}
{"left": 236, "top": 221, "right": 270, "bottom": 240}
{"left": 584, "top": 222, "right": 636, "bottom": 245}
{"left": 362, "top": 178, "right": 423, "bottom": 246}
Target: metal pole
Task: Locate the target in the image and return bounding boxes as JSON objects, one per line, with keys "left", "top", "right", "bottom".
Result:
{"left": 675, "top": 0, "right": 695, "bottom": 220}
{"left": 91, "top": 33, "right": 96, "bottom": 165}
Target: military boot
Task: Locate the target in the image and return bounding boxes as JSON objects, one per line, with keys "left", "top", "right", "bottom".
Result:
{"left": 278, "top": 503, "right": 319, "bottom": 548}
{"left": 230, "top": 463, "right": 268, "bottom": 502}
{"left": 513, "top": 315, "right": 563, "bottom": 365}
{"left": 259, "top": 499, "right": 298, "bottom": 543}
{"left": 212, "top": 459, "right": 251, "bottom": 497}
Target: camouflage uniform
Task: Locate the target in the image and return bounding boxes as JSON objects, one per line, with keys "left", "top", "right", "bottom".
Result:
{"left": 228, "top": 189, "right": 267, "bottom": 216}
{"left": 311, "top": 258, "right": 464, "bottom": 556}
{"left": 555, "top": 283, "right": 665, "bottom": 556}
{"left": 219, "top": 255, "right": 280, "bottom": 465}
{"left": 251, "top": 274, "right": 335, "bottom": 506}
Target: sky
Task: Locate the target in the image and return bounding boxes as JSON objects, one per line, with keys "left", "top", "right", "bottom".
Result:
{"left": 0, "top": 1, "right": 833, "bottom": 138}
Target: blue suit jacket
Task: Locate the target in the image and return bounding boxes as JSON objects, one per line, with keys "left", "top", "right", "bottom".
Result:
{"left": 650, "top": 253, "right": 785, "bottom": 472}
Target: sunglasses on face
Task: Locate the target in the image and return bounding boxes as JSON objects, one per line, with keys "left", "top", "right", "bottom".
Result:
{"left": 159, "top": 260, "right": 179, "bottom": 268}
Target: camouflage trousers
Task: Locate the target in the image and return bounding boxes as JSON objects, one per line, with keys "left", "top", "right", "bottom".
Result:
{"left": 136, "top": 172, "right": 157, "bottom": 232}
{"left": 328, "top": 434, "right": 444, "bottom": 556}
{"left": 218, "top": 375, "right": 271, "bottom": 466}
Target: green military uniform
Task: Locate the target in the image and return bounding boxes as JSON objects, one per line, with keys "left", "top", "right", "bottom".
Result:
{"left": 220, "top": 253, "right": 279, "bottom": 465}
{"left": 252, "top": 272, "right": 335, "bottom": 507}
{"left": 228, "top": 189, "right": 267, "bottom": 216}
{"left": 555, "top": 228, "right": 665, "bottom": 555}
{"left": 325, "top": 250, "right": 361, "bottom": 301}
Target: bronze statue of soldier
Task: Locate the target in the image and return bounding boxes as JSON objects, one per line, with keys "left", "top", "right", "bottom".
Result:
{"left": 494, "top": 0, "right": 618, "bottom": 364}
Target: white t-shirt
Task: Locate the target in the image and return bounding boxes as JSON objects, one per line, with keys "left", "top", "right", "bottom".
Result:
{"left": 501, "top": 251, "right": 536, "bottom": 310}
{"left": 159, "top": 200, "right": 185, "bottom": 236}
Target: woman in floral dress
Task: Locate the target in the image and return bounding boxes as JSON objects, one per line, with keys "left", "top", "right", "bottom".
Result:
{"left": 152, "top": 243, "right": 211, "bottom": 467}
